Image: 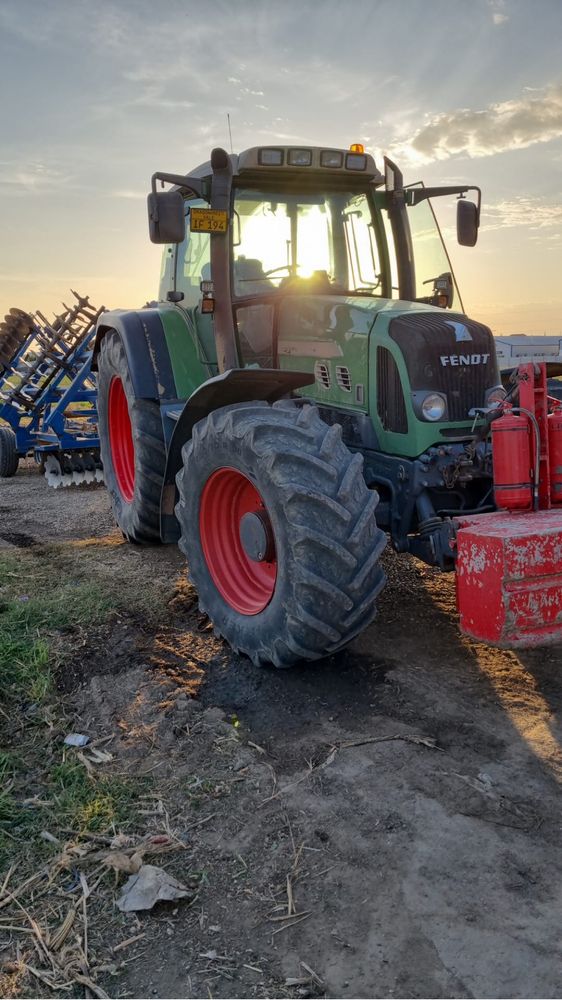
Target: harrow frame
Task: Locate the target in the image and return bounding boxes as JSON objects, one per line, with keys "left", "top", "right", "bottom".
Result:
{"left": 0, "top": 292, "right": 104, "bottom": 485}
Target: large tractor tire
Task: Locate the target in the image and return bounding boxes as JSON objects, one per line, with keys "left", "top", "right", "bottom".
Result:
{"left": 97, "top": 330, "right": 165, "bottom": 543}
{"left": 0, "top": 427, "right": 19, "bottom": 478}
{"left": 175, "top": 399, "right": 386, "bottom": 667}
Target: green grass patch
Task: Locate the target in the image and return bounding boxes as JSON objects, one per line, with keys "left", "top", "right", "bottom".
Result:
{"left": 0, "top": 754, "right": 148, "bottom": 868}
{"left": 0, "top": 550, "right": 111, "bottom": 704}
{"left": 0, "top": 538, "right": 175, "bottom": 997}
{"left": 50, "top": 759, "right": 147, "bottom": 832}
{"left": 0, "top": 545, "right": 153, "bottom": 870}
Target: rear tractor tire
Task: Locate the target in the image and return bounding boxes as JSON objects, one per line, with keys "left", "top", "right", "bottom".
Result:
{"left": 175, "top": 400, "right": 387, "bottom": 667}
{"left": 97, "top": 330, "right": 165, "bottom": 543}
{"left": 0, "top": 427, "right": 19, "bottom": 478}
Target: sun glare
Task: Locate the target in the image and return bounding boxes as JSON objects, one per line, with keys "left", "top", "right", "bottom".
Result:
{"left": 234, "top": 198, "right": 331, "bottom": 279}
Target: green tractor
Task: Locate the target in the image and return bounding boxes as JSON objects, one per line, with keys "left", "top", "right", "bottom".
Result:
{"left": 94, "top": 142, "right": 560, "bottom": 665}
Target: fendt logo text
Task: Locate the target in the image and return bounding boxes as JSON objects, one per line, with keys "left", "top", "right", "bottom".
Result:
{"left": 440, "top": 353, "right": 490, "bottom": 367}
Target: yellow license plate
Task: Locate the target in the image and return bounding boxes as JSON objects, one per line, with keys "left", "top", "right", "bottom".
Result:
{"left": 190, "top": 208, "right": 228, "bottom": 233}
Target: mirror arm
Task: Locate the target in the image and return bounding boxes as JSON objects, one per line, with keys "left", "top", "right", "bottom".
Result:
{"left": 406, "top": 185, "right": 481, "bottom": 223}
{"left": 150, "top": 172, "right": 203, "bottom": 222}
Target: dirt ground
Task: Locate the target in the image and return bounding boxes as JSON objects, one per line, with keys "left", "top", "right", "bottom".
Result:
{"left": 2, "top": 462, "right": 562, "bottom": 999}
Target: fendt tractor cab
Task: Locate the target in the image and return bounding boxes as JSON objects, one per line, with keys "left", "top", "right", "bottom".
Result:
{"left": 93, "top": 143, "right": 562, "bottom": 666}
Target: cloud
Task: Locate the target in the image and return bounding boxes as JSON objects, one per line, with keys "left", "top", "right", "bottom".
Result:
{"left": 111, "top": 189, "right": 146, "bottom": 201}
{"left": 402, "top": 82, "right": 562, "bottom": 162}
{"left": 481, "top": 197, "right": 562, "bottom": 232}
{"left": 129, "top": 88, "right": 194, "bottom": 112}
{"left": 488, "top": 0, "right": 509, "bottom": 26}
{"left": 0, "top": 160, "right": 71, "bottom": 193}
{"left": 439, "top": 196, "right": 562, "bottom": 244}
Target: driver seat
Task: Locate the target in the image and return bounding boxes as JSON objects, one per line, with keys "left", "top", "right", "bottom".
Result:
{"left": 233, "top": 256, "right": 273, "bottom": 296}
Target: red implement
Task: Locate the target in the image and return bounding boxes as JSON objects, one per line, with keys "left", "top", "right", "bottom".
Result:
{"left": 455, "top": 509, "right": 562, "bottom": 647}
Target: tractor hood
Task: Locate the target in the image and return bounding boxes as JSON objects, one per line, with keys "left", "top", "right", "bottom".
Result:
{"left": 277, "top": 293, "right": 500, "bottom": 458}
{"left": 277, "top": 293, "right": 473, "bottom": 356}
{"left": 278, "top": 294, "right": 437, "bottom": 350}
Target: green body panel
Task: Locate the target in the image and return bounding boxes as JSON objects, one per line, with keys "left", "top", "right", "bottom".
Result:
{"left": 278, "top": 296, "right": 372, "bottom": 411}
{"left": 158, "top": 306, "right": 215, "bottom": 399}
{"left": 278, "top": 295, "right": 482, "bottom": 459}
{"left": 161, "top": 291, "right": 485, "bottom": 462}
{"left": 193, "top": 312, "right": 218, "bottom": 371}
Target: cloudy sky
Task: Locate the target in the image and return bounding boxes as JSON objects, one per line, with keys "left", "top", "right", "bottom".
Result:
{"left": 1, "top": 0, "right": 561, "bottom": 333}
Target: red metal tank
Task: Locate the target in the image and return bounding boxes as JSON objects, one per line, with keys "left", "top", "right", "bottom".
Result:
{"left": 491, "top": 411, "right": 532, "bottom": 511}
{"left": 548, "top": 409, "right": 562, "bottom": 506}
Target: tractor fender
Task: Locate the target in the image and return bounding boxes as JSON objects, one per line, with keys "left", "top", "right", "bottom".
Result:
{"left": 92, "top": 309, "right": 176, "bottom": 400}
{"left": 160, "top": 367, "right": 315, "bottom": 542}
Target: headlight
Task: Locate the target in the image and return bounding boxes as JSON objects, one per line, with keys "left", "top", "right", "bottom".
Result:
{"left": 421, "top": 393, "right": 447, "bottom": 421}
{"left": 320, "top": 150, "right": 344, "bottom": 168}
{"left": 258, "top": 148, "right": 284, "bottom": 166}
{"left": 288, "top": 148, "right": 312, "bottom": 166}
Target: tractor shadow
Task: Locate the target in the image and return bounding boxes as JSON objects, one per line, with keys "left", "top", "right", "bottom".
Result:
{"left": 193, "top": 550, "right": 562, "bottom": 794}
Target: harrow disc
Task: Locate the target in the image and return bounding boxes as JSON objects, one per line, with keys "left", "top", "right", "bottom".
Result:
{"left": 0, "top": 307, "right": 34, "bottom": 370}
{"left": 43, "top": 451, "right": 104, "bottom": 488}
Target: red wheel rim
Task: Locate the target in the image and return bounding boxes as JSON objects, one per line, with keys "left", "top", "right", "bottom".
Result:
{"left": 199, "top": 468, "right": 277, "bottom": 616}
{"left": 108, "top": 376, "right": 135, "bottom": 502}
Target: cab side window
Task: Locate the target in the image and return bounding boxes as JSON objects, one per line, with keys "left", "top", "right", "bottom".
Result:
{"left": 176, "top": 199, "right": 211, "bottom": 308}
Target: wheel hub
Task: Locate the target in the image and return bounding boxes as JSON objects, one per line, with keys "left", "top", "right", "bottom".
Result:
{"left": 239, "top": 511, "right": 275, "bottom": 563}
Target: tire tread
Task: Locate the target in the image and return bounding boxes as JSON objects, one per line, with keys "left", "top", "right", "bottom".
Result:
{"left": 98, "top": 330, "right": 165, "bottom": 543}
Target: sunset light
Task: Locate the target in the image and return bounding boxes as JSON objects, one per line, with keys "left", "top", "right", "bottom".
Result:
{"left": 1, "top": 0, "right": 561, "bottom": 335}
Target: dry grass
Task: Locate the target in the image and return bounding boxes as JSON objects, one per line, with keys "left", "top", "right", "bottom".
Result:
{"left": 0, "top": 541, "right": 188, "bottom": 997}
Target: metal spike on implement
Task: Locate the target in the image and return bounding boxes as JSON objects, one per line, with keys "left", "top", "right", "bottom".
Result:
{"left": 0, "top": 290, "right": 105, "bottom": 484}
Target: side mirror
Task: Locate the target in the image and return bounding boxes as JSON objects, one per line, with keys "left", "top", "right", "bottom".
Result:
{"left": 457, "top": 198, "right": 479, "bottom": 247}
{"left": 147, "top": 190, "right": 185, "bottom": 244}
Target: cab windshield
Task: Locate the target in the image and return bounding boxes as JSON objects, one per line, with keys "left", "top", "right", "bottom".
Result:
{"left": 232, "top": 188, "right": 387, "bottom": 297}
{"left": 405, "top": 185, "right": 463, "bottom": 311}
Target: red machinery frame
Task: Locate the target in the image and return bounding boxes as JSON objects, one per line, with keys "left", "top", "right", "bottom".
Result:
{"left": 455, "top": 363, "right": 562, "bottom": 647}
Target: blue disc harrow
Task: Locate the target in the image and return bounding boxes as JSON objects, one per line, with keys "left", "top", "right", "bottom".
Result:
{"left": 0, "top": 290, "right": 105, "bottom": 486}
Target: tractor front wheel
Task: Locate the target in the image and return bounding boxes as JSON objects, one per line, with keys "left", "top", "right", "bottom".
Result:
{"left": 175, "top": 400, "right": 386, "bottom": 667}
{"left": 97, "top": 330, "right": 165, "bottom": 543}
{"left": 0, "top": 427, "right": 19, "bottom": 478}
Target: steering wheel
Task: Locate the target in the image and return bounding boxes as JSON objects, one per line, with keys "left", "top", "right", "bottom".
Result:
{"left": 263, "top": 264, "right": 295, "bottom": 278}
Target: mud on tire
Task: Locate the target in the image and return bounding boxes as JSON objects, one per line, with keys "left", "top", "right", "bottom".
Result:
{"left": 97, "top": 330, "right": 165, "bottom": 543}
{"left": 175, "top": 399, "right": 387, "bottom": 667}
{"left": 0, "top": 427, "right": 19, "bottom": 478}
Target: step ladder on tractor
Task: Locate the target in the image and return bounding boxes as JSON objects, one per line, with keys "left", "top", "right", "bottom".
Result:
{"left": 0, "top": 290, "right": 104, "bottom": 486}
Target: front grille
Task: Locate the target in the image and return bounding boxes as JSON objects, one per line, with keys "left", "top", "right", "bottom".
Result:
{"left": 390, "top": 312, "right": 499, "bottom": 422}
{"left": 377, "top": 346, "right": 408, "bottom": 433}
